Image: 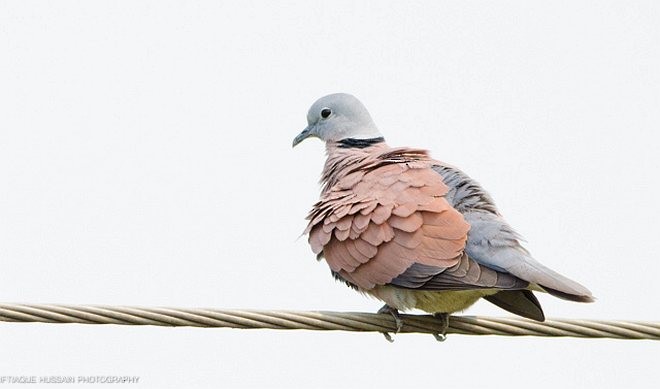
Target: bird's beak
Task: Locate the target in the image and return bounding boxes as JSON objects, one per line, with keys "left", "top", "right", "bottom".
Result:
{"left": 292, "top": 126, "right": 313, "bottom": 148}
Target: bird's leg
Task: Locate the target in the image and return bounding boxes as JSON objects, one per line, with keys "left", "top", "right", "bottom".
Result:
{"left": 432, "top": 312, "right": 449, "bottom": 342}
{"left": 377, "top": 304, "right": 404, "bottom": 342}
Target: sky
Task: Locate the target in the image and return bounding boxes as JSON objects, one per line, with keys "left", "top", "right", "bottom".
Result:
{"left": 0, "top": 1, "right": 658, "bottom": 388}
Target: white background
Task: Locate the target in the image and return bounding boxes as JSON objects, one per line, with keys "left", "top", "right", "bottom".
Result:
{"left": 1, "top": 1, "right": 658, "bottom": 388}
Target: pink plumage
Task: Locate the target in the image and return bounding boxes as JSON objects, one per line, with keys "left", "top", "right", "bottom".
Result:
{"left": 306, "top": 143, "right": 469, "bottom": 290}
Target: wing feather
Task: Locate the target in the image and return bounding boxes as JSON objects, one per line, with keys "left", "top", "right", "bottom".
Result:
{"left": 306, "top": 147, "right": 471, "bottom": 290}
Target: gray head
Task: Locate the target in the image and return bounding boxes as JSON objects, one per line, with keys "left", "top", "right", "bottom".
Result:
{"left": 292, "top": 93, "right": 382, "bottom": 147}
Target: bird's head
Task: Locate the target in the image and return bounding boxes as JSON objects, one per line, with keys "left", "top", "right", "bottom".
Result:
{"left": 292, "top": 93, "right": 382, "bottom": 147}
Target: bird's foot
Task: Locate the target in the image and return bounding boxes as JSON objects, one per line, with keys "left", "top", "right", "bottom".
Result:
{"left": 377, "top": 304, "right": 403, "bottom": 342}
{"left": 432, "top": 312, "right": 449, "bottom": 342}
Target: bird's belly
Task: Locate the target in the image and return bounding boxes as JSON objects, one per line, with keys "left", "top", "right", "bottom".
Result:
{"left": 367, "top": 286, "right": 499, "bottom": 313}
{"left": 412, "top": 289, "right": 499, "bottom": 313}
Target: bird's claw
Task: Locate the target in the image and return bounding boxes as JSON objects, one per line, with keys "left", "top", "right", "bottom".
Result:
{"left": 433, "top": 312, "right": 450, "bottom": 342}
{"left": 381, "top": 331, "right": 395, "bottom": 342}
{"left": 378, "top": 307, "right": 450, "bottom": 342}
{"left": 378, "top": 305, "right": 403, "bottom": 342}
{"left": 433, "top": 333, "right": 447, "bottom": 342}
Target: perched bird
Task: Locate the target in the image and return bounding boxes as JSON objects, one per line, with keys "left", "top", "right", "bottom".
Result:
{"left": 293, "top": 93, "right": 593, "bottom": 340}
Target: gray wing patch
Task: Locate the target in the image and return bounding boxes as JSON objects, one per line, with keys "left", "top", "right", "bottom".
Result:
{"left": 388, "top": 254, "right": 529, "bottom": 291}
{"left": 432, "top": 164, "right": 499, "bottom": 214}
{"left": 433, "top": 163, "right": 594, "bottom": 301}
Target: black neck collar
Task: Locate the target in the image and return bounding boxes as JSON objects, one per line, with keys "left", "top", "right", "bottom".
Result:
{"left": 337, "top": 137, "right": 385, "bottom": 149}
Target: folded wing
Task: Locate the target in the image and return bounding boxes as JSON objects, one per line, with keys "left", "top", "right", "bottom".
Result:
{"left": 433, "top": 163, "right": 594, "bottom": 302}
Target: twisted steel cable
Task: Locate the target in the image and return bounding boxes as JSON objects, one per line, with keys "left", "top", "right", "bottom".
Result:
{"left": 0, "top": 303, "right": 658, "bottom": 340}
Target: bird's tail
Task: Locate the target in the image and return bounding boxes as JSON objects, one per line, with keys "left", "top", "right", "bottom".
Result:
{"left": 540, "top": 285, "right": 595, "bottom": 303}
{"left": 517, "top": 254, "right": 595, "bottom": 303}
{"left": 484, "top": 290, "right": 546, "bottom": 321}
{"left": 481, "top": 246, "right": 595, "bottom": 303}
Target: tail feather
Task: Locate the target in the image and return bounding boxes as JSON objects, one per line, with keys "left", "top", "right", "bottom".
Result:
{"left": 486, "top": 249, "right": 595, "bottom": 303}
{"left": 484, "top": 290, "right": 545, "bottom": 321}
{"left": 541, "top": 285, "right": 595, "bottom": 303}
{"left": 462, "top": 211, "right": 595, "bottom": 303}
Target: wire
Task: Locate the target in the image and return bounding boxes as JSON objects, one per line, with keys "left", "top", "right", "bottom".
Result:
{"left": 0, "top": 303, "right": 657, "bottom": 340}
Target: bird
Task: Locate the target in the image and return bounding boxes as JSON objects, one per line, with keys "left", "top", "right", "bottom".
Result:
{"left": 292, "top": 93, "right": 593, "bottom": 341}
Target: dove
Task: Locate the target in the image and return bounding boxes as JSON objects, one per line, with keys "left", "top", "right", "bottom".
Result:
{"left": 293, "top": 93, "right": 593, "bottom": 341}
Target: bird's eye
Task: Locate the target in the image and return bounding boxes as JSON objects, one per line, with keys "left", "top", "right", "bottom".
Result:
{"left": 321, "top": 108, "right": 332, "bottom": 119}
